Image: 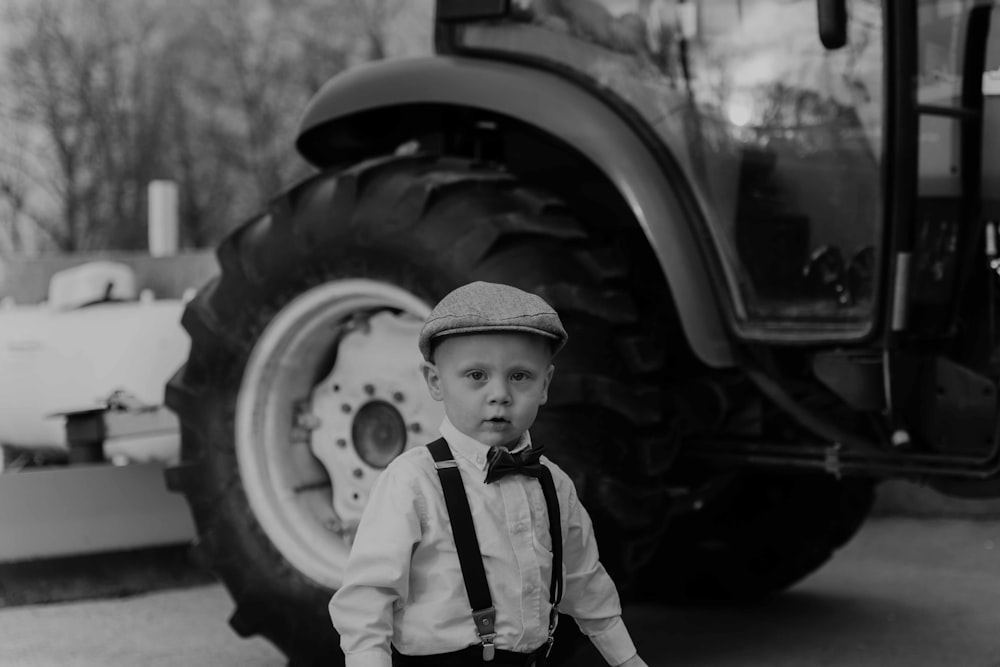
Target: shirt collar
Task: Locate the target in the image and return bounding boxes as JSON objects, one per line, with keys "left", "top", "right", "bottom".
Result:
{"left": 438, "top": 416, "right": 532, "bottom": 470}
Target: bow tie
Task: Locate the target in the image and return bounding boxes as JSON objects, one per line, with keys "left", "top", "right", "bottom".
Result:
{"left": 484, "top": 444, "right": 546, "bottom": 484}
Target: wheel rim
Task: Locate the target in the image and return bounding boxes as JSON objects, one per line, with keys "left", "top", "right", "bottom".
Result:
{"left": 235, "top": 279, "right": 442, "bottom": 589}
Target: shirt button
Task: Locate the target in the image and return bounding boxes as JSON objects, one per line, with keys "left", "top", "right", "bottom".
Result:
{"left": 515, "top": 522, "right": 527, "bottom": 533}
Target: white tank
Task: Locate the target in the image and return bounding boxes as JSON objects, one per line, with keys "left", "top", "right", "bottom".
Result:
{"left": 0, "top": 263, "right": 190, "bottom": 450}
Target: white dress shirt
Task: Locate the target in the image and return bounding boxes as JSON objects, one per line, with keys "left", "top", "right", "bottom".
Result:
{"left": 329, "top": 417, "right": 638, "bottom": 667}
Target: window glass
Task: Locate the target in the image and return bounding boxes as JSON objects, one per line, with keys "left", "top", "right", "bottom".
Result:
{"left": 460, "top": 0, "right": 885, "bottom": 331}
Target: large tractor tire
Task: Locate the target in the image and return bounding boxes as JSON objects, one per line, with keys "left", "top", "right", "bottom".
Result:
{"left": 638, "top": 472, "right": 875, "bottom": 602}
{"left": 165, "top": 154, "right": 675, "bottom": 664}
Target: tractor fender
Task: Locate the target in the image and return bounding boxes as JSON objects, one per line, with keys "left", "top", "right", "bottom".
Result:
{"left": 296, "top": 56, "right": 734, "bottom": 368}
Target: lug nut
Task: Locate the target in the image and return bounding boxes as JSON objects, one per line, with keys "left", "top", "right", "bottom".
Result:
{"left": 353, "top": 468, "right": 364, "bottom": 479}
{"left": 410, "top": 423, "right": 422, "bottom": 433}
{"left": 296, "top": 412, "right": 321, "bottom": 430}
{"left": 393, "top": 392, "right": 405, "bottom": 403}
{"left": 341, "top": 404, "right": 352, "bottom": 414}
{"left": 364, "top": 384, "right": 375, "bottom": 396}
{"left": 336, "top": 438, "right": 347, "bottom": 448}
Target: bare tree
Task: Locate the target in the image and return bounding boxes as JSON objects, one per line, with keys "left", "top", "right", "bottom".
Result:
{"left": 2, "top": 0, "right": 178, "bottom": 251}
{"left": 0, "top": 0, "right": 430, "bottom": 253}
{"left": 346, "top": 0, "right": 405, "bottom": 61}
{"left": 168, "top": 0, "right": 418, "bottom": 220}
{"left": 0, "top": 108, "right": 51, "bottom": 252}
{"left": 166, "top": 0, "right": 357, "bottom": 217}
{"left": 5, "top": 1, "right": 91, "bottom": 251}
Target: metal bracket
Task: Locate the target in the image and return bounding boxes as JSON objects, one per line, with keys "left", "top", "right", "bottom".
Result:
{"left": 437, "top": 0, "right": 509, "bottom": 22}
{"left": 824, "top": 443, "right": 843, "bottom": 478}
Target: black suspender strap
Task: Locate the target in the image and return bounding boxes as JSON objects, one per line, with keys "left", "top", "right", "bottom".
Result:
{"left": 537, "top": 465, "right": 563, "bottom": 656}
{"left": 427, "top": 438, "right": 497, "bottom": 660}
{"left": 426, "top": 437, "right": 564, "bottom": 661}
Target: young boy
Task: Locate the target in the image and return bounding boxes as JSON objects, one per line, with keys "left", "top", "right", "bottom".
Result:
{"left": 330, "top": 281, "right": 648, "bottom": 667}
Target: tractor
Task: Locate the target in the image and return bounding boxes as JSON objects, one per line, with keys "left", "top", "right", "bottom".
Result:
{"left": 161, "top": 0, "right": 1000, "bottom": 663}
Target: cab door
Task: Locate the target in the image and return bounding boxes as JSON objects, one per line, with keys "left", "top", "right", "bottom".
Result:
{"left": 883, "top": 1, "right": 1000, "bottom": 481}
{"left": 887, "top": 0, "right": 998, "bottom": 340}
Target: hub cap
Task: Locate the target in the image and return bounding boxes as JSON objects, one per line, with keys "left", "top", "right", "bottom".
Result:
{"left": 309, "top": 309, "right": 442, "bottom": 530}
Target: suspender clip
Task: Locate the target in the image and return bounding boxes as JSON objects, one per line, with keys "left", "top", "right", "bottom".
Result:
{"left": 482, "top": 635, "right": 496, "bottom": 661}
{"left": 472, "top": 606, "right": 497, "bottom": 662}
{"left": 545, "top": 604, "right": 559, "bottom": 657}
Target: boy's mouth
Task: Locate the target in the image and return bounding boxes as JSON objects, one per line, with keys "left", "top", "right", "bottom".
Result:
{"left": 484, "top": 417, "right": 511, "bottom": 427}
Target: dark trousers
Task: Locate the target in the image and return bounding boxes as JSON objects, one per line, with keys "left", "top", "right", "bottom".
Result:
{"left": 391, "top": 644, "right": 548, "bottom": 667}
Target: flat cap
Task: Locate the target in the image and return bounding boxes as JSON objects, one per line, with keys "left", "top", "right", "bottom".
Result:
{"left": 419, "top": 281, "right": 568, "bottom": 361}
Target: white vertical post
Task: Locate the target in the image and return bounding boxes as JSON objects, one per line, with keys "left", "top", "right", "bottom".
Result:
{"left": 677, "top": 1, "right": 698, "bottom": 40}
{"left": 148, "top": 180, "right": 179, "bottom": 257}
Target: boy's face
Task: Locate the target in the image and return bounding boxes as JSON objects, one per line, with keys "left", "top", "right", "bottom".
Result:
{"left": 421, "top": 332, "right": 554, "bottom": 449}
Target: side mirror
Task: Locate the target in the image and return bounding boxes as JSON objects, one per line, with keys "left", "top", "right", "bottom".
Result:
{"left": 817, "top": 0, "right": 848, "bottom": 50}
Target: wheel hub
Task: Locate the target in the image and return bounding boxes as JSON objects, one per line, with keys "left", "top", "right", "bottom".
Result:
{"left": 309, "top": 310, "right": 442, "bottom": 529}
{"left": 235, "top": 279, "right": 441, "bottom": 589}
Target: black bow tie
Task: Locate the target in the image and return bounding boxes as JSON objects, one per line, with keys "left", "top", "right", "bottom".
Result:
{"left": 484, "top": 444, "right": 546, "bottom": 484}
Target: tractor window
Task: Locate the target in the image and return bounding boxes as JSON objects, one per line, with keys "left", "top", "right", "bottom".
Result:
{"left": 456, "top": 0, "right": 885, "bottom": 335}
{"left": 916, "top": 0, "right": 999, "bottom": 198}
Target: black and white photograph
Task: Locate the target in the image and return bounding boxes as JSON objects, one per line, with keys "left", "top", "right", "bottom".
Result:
{"left": 2, "top": 1, "right": 1000, "bottom": 665}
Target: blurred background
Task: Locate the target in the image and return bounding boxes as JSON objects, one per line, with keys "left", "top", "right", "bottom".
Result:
{"left": 0, "top": 0, "right": 432, "bottom": 257}
{"left": 0, "top": 0, "right": 440, "bottom": 628}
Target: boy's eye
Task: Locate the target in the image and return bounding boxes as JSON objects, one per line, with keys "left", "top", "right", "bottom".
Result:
{"left": 467, "top": 371, "right": 486, "bottom": 381}
{"left": 510, "top": 372, "right": 529, "bottom": 382}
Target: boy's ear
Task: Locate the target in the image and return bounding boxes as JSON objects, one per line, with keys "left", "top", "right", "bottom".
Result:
{"left": 421, "top": 361, "right": 444, "bottom": 401}
{"left": 539, "top": 364, "right": 555, "bottom": 405}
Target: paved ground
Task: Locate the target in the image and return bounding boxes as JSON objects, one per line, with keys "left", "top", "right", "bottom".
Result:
{"left": 1, "top": 518, "right": 999, "bottom": 666}
{"left": 0, "top": 585, "right": 280, "bottom": 667}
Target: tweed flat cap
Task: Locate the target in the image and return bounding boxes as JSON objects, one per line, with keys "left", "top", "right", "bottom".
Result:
{"left": 419, "top": 281, "right": 568, "bottom": 361}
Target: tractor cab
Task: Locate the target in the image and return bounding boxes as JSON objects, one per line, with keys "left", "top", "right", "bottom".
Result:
{"left": 442, "top": 0, "right": 885, "bottom": 340}
{"left": 439, "top": 0, "right": 885, "bottom": 339}
{"left": 439, "top": 0, "right": 997, "bottom": 341}
{"left": 437, "top": 1, "right": 1000, "bottom": 481}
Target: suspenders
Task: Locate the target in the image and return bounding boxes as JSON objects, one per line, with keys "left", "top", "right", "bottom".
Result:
{"left": 427, "top": 438, "right": 563, "bottom": 662}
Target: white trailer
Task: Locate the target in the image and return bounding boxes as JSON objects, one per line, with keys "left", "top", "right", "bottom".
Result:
{"left": 0, "top": 261, "right": 196, "bottom": 562}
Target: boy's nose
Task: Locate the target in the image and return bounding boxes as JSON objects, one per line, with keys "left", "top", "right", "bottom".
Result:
{"left": 487, "top": 379, "right": 512, "bottom": 404}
